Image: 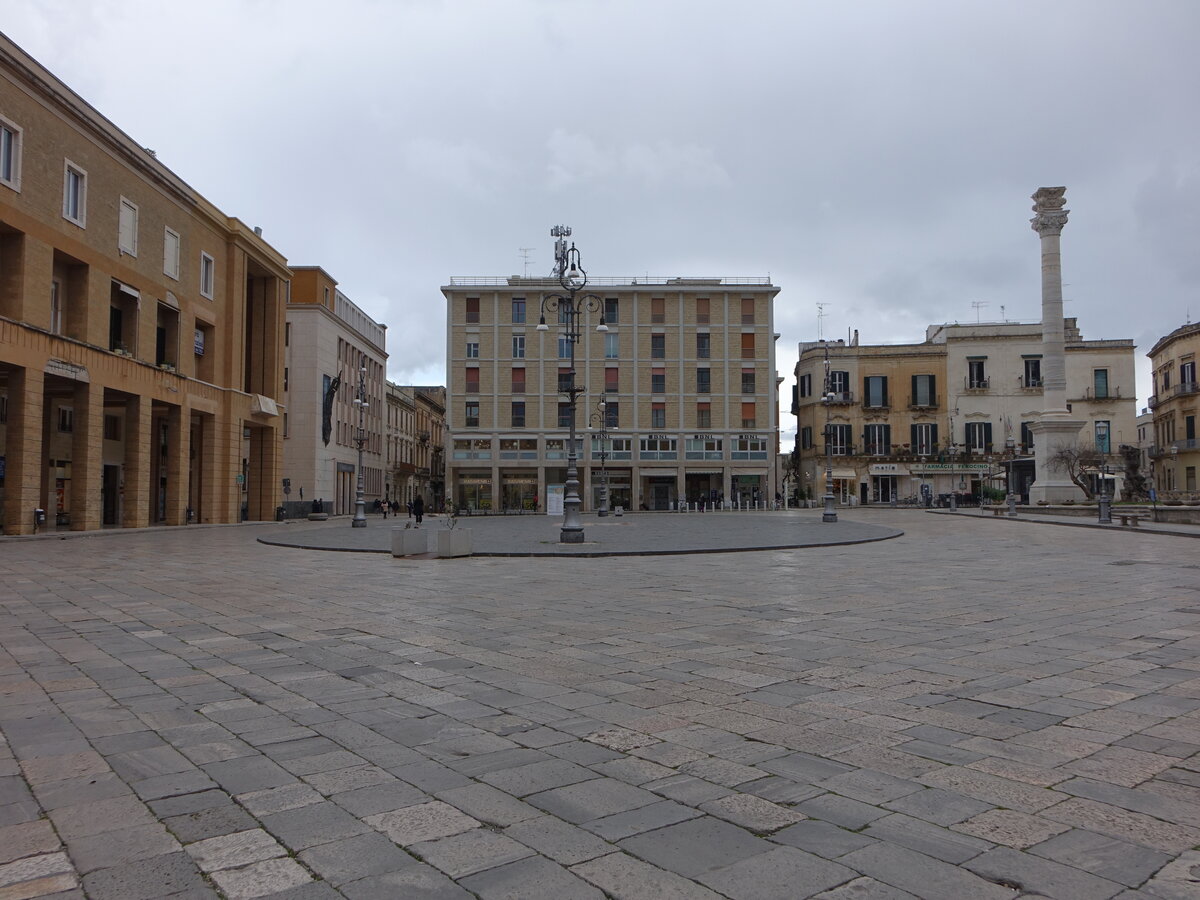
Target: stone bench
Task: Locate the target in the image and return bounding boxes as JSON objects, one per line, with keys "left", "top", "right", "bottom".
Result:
{"left": 1117, "top": 513, "right": 1146, "bottom": 527}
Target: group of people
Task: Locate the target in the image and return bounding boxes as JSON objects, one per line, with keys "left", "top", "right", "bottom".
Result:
{"left": 373, "top": 495, "right": 425, "bottom": 524}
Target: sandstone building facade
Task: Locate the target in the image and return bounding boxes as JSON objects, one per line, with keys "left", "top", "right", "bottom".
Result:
{"left": 0, "top": 35, "right": 288, "bottom": 534}
{"left": 792, "top": 318, "right": 1136, "bottom": 504}
{"left": 1148, "top": 321, "right": 1199, "bottom": 497}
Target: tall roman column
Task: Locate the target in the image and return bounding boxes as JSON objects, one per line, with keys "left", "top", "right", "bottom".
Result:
{"left": 1028, "top": 187, "right": 1085, "bottom": 503}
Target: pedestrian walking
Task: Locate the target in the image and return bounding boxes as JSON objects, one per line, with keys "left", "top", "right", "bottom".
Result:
{"left": 413, "top": 494, "right": 425, "bottom": 526}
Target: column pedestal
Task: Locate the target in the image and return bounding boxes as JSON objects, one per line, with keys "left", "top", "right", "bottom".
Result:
{"left": 1028, "top": 416, "right": 1086, "bottom": 503}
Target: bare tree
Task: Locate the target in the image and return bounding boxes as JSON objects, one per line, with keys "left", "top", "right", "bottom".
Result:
{"left": 1047, "top": 444, "right": 1106, "bottom": 499}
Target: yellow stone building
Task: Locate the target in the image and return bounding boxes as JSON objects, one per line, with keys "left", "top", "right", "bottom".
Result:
{"left": 0, "top": 35, "right": 288, "bottom": 534}
{"left": 1148, "top": 321, "right": 1199, "bottom": 497}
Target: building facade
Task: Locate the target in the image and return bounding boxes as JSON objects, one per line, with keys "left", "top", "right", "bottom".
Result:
{"left": 385, "top": 382, "right": 416, "bottom": 507}
{"left": 412, "top": 385, "right": 445, "bottom": 510}
{"left": 283, "top": 267, "right": 387, "bottom": 516}
{"left": 442, "top": 276, "right": 780, "bottom": 513}
{"left": 1148, "top": 321, "right": 1199, "bottom": 497}
{"left": 0, "top": 35, "right": 288, "bottom": 534}
{"left": 793, "top": 318, "right": 1137, "bottom": 504}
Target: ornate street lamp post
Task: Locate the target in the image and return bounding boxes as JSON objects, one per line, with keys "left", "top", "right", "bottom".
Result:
{"left": 821, "top": 341, "right": 837, "bottom": 523}
{"left": 536, "top": 227, "right": 607, "bottom": 543}
{"left": 352, "top": 355, "right": 368, "bottom": 527}
{"left": 590, "top": 398, "right": 611, "bottom": 516}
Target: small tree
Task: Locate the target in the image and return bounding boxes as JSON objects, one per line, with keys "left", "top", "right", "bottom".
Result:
{"left": 1047, "top": 444, "right": 1105, "bottom": 499}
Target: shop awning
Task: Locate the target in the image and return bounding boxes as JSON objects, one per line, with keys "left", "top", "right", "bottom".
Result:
{"left": 831, "top": 468, "right": 858, "bottom": 479}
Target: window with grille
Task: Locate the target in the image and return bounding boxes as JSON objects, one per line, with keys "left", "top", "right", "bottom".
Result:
{"left": 827, "top": 424, "right": 851, "bottom": 455}
{"left": 968, "top": 358, "right": 987, "bottom": 389}
{"left": 741, "top": 298, "right": 754, "bottom": 324}
{"left": 697, "top": 403, "right": 711, "bottom": 428}
{"left": 965, "top": 421, "right": 992, "bottom": 453}
{"left": 696, "top": 298, "right": 710, "bottom": 323}
{"left": 651, "top": 297, "right": 665, "bottom": 323}
{"left": 741, "top": 370, "right": 755, "bottom": 394}
{"left": 651, "top": 368, "right": 665, "bottom": 393}
{"left": 697, "top": 369, "right": 710, "bottom": 393}
{"left": 651, "top": 334, "right": 665, "bottom": 359}
{"left": 464, "top": 402, "right": 479, "bottom": 427}
{"left": 741, "top": 401, "right": 756, "bottom": 429}
{"left": 604, "top": 297, "right": 619, "bottom": 324}
{"left": 741, "top": 333, "right": 755, "bottom": 359}
{"left": 696, "top": 332, "right": 710, "bottom": 359}
{"left": 863, "top": 375, "right": 888, "bottom": 408}
{"left": 512, "top": 298, "right": 525, "bottom": 323}
{"left": 465, "top": 297, "right": 479, "bottom": 323}
{"left": 465, "top": 367, "right": 479, "bottom": 393}
{"left": 911, "top": 423, "right": 938, "bottom": 456}
{"left": 864, "top": 424, "right": 891, "bottom": 455}
{"left": 511, "top": 401, "right": 525, "bottom": 427}
{"left": 605, "top": 367, "right": 619, "bottom": 393}
{"left": 511, "top": 368, "right": 525, "bottom": 393}
{"left": 911, "top": 374, "right": 936, "bottom": 407}
{"left": 651, "top": 403, "right": 666, "bottom": 428}
{"left": 1023, "top": 357, "right": 1042, "bottom": 388}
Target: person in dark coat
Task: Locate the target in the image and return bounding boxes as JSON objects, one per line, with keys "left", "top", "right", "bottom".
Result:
{"left": 412, "top": 495, "right": 425, "bottom": 526}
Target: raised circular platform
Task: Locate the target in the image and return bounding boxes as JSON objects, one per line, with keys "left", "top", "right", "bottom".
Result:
{"left": 257, "top": 510, "right": 902, "bottom": 557}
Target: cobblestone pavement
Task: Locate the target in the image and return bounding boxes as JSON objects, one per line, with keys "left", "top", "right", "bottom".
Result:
{"left": 2, "top": 511, "right": 1199, "bottom": 899}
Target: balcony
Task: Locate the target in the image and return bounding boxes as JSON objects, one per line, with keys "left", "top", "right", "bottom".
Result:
{"left": 823, "top": 390, "right": 855, "bottom": 405}
{"left": 1019, "top": 376, "right": 1043, "bottom": 391}
{"left": 862, "top": 400, "right": 890, "bottom": 411}
{"left": 908, "top": 395, "right": 939, "bottom": 410}
{"left": 1173, "top": 381, "right": 1199, "bottom": 398}
{"left": 964, "top": 377, "right": 990, "bottom": 391}
{"left": 1152, "top": 440, "right": 1199, "bottom": 458}
{"left": 1148, "top": 394, "right": 1160, "bottom": 409}
{"left": 1073, "top": 386, "right": 1123, "bottom": 402}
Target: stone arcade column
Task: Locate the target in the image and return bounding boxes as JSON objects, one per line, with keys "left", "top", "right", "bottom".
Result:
{"left": 1028, "top": 186, "right": 1085, "bottom": 503}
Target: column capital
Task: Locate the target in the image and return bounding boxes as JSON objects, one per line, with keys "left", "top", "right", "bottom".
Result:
{"left": 1030, "top": 186, "right": 1069, "bottom": 236}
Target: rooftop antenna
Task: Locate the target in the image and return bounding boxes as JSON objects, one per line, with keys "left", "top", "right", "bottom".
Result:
{"left": 1000, "top": 304, "right": 1006, "bottom": 322}
{"left": 816, "top": 303, "right": 828, "bottom": 341}
{"left": 971, "top": 300, "right": 988, "bottom": 323}
{"left": 519, "top": 248, "right": 535, "bottom": 278}
{"left": 550, "top": 225, "right": 571, "bottom": 278}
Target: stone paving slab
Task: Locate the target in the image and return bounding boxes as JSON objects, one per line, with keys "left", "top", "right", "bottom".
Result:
{"left": 2, "top": 510, "right": 1199, "bottom": 898}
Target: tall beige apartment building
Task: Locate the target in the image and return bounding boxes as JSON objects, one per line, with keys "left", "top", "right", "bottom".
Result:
{"left": 0, "top": 35, "right": 288, "bottom": 534}
{"left": 442, "top": 275, "right": 781, "bottom": 513}
{"left": 1148, "top": 321, "right": 1199, "bottom": 496}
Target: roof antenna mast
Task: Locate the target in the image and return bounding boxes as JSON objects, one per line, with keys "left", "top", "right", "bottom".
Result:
{"left": 816, "top": 303, "right": 828, "bottom": 342}
{"left": 519, "top": 248, "right": 534, "bottom": 278}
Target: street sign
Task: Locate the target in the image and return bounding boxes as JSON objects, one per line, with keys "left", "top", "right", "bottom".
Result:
{"left": 235, "top": 474, "right": 245, "bottom": 485}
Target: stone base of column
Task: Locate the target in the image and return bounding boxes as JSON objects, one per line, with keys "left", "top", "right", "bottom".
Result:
{"left": 1028, "top": 416, "right": 1086, "bottom": 504}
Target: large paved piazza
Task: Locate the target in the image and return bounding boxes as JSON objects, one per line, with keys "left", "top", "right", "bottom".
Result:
{"left": 1, "top": 510, "right": 1199, "bottom": 899}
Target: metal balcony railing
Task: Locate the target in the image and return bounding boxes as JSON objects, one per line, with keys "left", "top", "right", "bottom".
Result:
{"left": 823, "top": 391, "right": 855, "bottom": 405}
{"left": 1075, "top": 386, "right": 1122, "bottom": 401}
{"left": 964, "top": 377, "right": 989, "bottom": 391}
{"left": 1020, "top": 376, "right": 1043, "bottom": 389}
{"left": 908, "top": 395, "right": 939, "bottom": 409}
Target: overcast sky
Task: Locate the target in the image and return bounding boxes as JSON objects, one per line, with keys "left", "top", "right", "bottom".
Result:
{"left": 7, "top": 0, "right": 1197, "bottom": 442}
